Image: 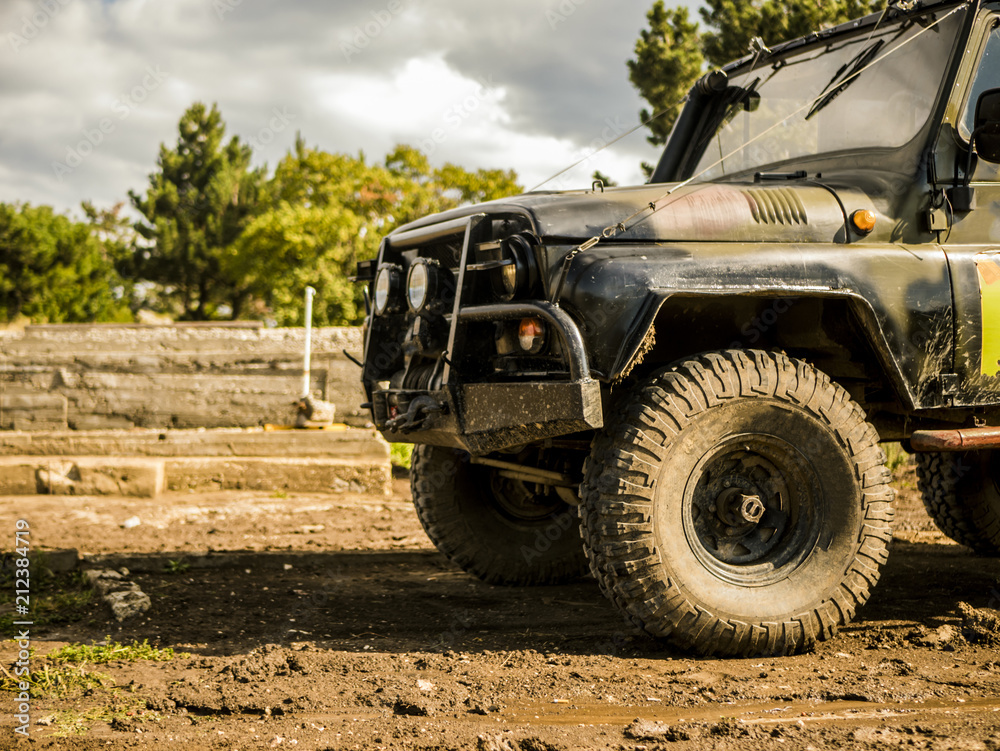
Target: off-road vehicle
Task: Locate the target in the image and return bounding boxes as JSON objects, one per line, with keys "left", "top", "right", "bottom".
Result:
{"left": 356, "top": 0, "right": 1000, "bottom": 656}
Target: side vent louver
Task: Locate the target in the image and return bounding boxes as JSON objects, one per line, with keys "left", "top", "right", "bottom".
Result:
{"left": 743, "top": 188, "right": 808, "bottom": 225}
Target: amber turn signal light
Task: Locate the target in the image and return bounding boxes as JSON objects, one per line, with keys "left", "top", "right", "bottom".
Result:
{"left": 851, "top": 209, "right": 877, "bottom": 235}
{"left": 518, "top": 317, "right": 546, "bottom": 354}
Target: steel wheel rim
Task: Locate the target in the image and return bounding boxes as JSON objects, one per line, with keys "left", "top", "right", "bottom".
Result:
{"left": 681, "top": 433, "right": 824, "bottom": 587}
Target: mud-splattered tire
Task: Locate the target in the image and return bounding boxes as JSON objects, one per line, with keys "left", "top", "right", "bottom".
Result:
{"left": 915, "top": 451, "right": 1000, "bottom": 555}
{"left": 410, "top": 445, "right": 590, "bottom": 586}
{"left": 580, "top": 350, "right": 895, "bottom": 657}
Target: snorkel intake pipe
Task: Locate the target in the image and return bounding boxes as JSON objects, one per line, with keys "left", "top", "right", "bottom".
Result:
{"left": 651, "top": 69, "right": 728, "bottom": 184}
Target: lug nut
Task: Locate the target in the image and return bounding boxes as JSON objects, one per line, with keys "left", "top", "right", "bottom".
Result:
{"left": 739, "top": 494, "right": 765, "bottom": 523}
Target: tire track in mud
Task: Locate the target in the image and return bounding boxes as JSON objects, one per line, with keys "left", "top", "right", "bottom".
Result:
{"left": 502, "top": 696, "right": 1000, "bottom": 728}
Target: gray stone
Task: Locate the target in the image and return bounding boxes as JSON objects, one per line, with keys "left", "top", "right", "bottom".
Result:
{"left": 104, "top": 587, "right": 151, "bottom": 621}
{"left": 85, "top": 569, "right": 123, "bottom": 585}
{"left": 36, "top": 458, "right": 165, "bottom": 498}
{"left": 84, "top": 568, "right": 151, "bottom": 621}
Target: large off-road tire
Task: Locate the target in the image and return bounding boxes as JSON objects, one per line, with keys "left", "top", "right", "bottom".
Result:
{"left": 915, "top": 451, "right": 1000, "bottom": 555}
{"left": 581, "top": 350, "right": 895, "bottom": 657}
{"left": 410, "top": 444, "right": 590, "bottom": 586}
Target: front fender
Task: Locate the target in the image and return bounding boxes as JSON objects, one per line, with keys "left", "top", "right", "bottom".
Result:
{"left": 561, "top": 242, "right": 954, "bottom": 411}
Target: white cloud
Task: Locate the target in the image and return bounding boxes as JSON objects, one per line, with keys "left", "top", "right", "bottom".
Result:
{"left": 0, "top": 0, "right": 679, "bottom": 216}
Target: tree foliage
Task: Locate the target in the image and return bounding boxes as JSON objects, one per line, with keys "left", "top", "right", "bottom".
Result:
{"left": 129, "top": 102, "right": 263, "bottom": 320}
{"left": 628, "top": 4, "right": 704, "bottom": 147}
{"left": 0, "top": 203, "right": 132, "bottom": 324}
{"left": 630, "top": 0, "right": 884, "bottom": 145}
{"left": 9, "top": 103, "right": 520, "bottom": 327}
{"left": 229, "top": 140, "right": 522, "bottom": 327}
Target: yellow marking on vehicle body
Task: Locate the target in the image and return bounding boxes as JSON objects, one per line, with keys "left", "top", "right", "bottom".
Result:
{"left": 977, "top": 255, "right": 1000, "bottom": 377}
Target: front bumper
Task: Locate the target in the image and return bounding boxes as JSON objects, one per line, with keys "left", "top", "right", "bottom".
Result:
{"left": 372, "top": 379, "right": 603, "bottom": 455}
{"left": 370, "top": 301, "right": 603, "bottom": 454}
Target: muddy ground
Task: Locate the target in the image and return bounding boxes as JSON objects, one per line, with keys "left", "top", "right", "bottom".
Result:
{"left": 1, "top": 464, "right": 1000, "bottom": 750}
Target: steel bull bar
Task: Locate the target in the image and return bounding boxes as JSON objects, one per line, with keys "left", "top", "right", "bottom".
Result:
{"left": 371, "top": 213, "right": 604, "bottom": 454}
{"left": 378, "top": 299, "right": 603, "bottom": 455}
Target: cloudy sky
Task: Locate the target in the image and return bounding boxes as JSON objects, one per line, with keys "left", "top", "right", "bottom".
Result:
{"left": 0, "top": 0, "right": 694, "bottom": 217}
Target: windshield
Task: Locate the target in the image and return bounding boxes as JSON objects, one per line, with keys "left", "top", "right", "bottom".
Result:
{"left": 689, "top": 9, "right": 964, "bottom": 182}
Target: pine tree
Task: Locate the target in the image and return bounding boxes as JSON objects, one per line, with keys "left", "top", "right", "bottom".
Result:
{"left": 129, "top": 103, "right": 263, "bottom": 320}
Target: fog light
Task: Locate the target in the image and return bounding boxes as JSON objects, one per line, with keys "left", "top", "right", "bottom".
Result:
{"left": 374, "top": 264, "right": 403, "bottom": 315}
{"left": 518, "top": 318, "right": 546, "bottom": 354}
{"left": 407, "top": 258, "right": 447, "bottom": 313}
{"left": 490, "top": 234, "right": 539, "bottom": 301}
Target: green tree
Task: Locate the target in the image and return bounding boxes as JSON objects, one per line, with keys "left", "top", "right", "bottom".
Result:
{"left": 592, "top": 170, "right": 619, "bottom": 188}
{"left": 0, "top": 203, "right": 133, "bottom": 324}
{"left": 628, "top": 4, "right": 704, "bottom": 147}
{"left": 129, "top": 102, "right": 263, "bottom": 320}
{"left": 228, "top": 138, "right": 521, "bottom": 327}
{"left": 630, "top": 0, "right": 883, "bottom": 146}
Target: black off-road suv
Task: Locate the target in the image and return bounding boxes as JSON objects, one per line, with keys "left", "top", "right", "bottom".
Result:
{"left": 356, "top": 0, "right": 1000, "bottom": 656}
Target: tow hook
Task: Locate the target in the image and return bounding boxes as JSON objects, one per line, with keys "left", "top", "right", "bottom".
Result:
{"left": 385, "top": 396, "right": 444, "bottom": 433}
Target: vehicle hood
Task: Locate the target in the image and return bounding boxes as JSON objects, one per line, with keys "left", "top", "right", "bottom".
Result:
{"left": 393, "top": 182, "right": 853, "bottom": 245}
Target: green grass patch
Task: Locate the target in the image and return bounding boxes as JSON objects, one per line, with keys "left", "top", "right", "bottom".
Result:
{"left": 49, "top": 638, "right": 189, "bottom": 665}
{"left": 390, "top": 443, "right": 414, "bottom": 470}
{"left": 1, "top": 660, "right": 113, "bottom": 699}
{"left": 884, "top": 442, "right": 912, "bottom": 473}
{"left": 163, "top": 558, "right": 190, "bottom": 574}
{"left": 47, "top": 696, "right": 158, "bottom": 737}
{"left": 2, "top": 638, "right": 189, "bottom": 701}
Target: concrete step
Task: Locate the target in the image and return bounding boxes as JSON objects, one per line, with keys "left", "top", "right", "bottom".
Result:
{"left": 0, "top": 428, "right": 392, "bottom": 498}
{"left": 0, "top": 457, "right": 165, "bottom": 497}
{"left": 0, "top": 427, "right": 387, "bottom": 459}
{"left": 164, "top": 456, "right": 390, "bottom": 494}
{"left": 0, "top": 456, "right": 391, "bottom": 497}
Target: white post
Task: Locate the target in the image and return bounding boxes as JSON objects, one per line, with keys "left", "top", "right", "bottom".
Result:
{"left": 302, "top": 286, "right": 317, "bottom": 398}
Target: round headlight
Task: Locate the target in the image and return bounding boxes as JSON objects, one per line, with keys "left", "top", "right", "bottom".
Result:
{"left": 373, "top": 265, "right": 403, "bottom": 315}
{"left": 491, "top": 234, "right": 538, "bottom": 301}
{"left": 407, "top": 259, "right": 443, "bottom": 313}
{"left": 500, "top": 263, "right": 518, "bottom": 298}
{"left": 407, "top": 262, "right": 429, "bottom": 312}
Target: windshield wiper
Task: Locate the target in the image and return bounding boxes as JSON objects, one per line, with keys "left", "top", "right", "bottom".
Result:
{"left": 805, "top": 38, "right": 885, "bottom": 120}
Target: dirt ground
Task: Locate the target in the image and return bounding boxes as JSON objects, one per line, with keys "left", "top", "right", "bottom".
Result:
{"left": 1, "top": 463, "right": 1000, "bottom": 750}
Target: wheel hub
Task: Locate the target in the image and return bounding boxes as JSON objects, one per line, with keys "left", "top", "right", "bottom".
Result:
{"left": 713, "top": 484, "right": 766, "bottom": 527}
{"left": 683, "top": 434, "right": 821, "bottom": 581}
